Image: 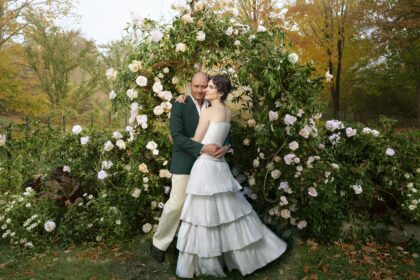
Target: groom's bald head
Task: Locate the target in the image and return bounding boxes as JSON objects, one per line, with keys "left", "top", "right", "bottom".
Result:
{"left": 191, "top": 72, "right": 208, "bottom": 83}
{"left": 190, "top": 72, "right": 209, "bottom": 103}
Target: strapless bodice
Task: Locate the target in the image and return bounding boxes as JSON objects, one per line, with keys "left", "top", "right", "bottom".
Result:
{"left": 201, "top": 122, "right": 231, "bottom": 146}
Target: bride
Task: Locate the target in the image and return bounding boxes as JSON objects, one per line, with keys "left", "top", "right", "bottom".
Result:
{"left": 175, "top": 75, "right": 287, "bottom": 278}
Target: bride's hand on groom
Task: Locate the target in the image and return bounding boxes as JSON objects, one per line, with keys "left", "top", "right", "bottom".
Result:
{"left": 176, "top": 94, "right": 188, "bottom": 103}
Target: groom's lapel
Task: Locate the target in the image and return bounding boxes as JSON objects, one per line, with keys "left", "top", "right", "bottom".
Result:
{"left": 186, "top": 96, "right": 200, "bottom": 124}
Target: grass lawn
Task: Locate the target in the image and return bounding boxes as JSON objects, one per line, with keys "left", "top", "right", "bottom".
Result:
{"left": 0, "top": 237, "right": 419, "bottom": 280}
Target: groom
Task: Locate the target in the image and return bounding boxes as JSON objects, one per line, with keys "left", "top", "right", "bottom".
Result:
{"left": 150, "top": 72, "right": 228, "bottom": 262}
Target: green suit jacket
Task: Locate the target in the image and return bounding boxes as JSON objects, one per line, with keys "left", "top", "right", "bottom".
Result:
{"left": 169, "top": 96, "right": 203, "bottom": 174}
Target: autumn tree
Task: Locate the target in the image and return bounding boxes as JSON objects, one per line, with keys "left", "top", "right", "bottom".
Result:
{"left": 0, "top": 0, "right": 73, "bottom": 50}
{"left": 371, "top": 0, "right": 420, "bottom": 125}
{"left": 25, "top": 19, "right": 102, "bottom": 115}
{"left": 283, "top": 0, "right": 371, "bottom": 119}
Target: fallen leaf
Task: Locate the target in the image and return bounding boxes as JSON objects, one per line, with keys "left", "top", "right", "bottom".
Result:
{"left": 64, "top": 249, "right": 72, "bottom": 254}
{"left": 320, "top": 265, "right": 327, "bottom": 273}
{"left": 304, "top": 265, "right": 310, "bottom": 273}
{"left": 307, "top": 239, "right": 319, "bottom": 250}
{"left": 410, "top": 271, "right": 420, "bottom": 278}
{"left": 309, "top": 273, "right": 318, "bottom": 280}
{"left": 0, "top": 263, "right": 6, "bottom": 269}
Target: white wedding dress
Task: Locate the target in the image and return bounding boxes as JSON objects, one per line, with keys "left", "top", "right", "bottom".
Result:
{"left": 176, "top": 122, "right": 287, "bottom": 278}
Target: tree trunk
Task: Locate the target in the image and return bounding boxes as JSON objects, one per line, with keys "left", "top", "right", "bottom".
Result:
{"left": 417, "top": 78, "right": 420, "bottom": 127}
{"left": 0, "top": 0, "right": 5, "bottom": 49}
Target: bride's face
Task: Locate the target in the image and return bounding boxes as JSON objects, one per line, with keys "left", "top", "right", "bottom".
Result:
{"left": 204, "top": 80, "right": 222, "bottom": 101}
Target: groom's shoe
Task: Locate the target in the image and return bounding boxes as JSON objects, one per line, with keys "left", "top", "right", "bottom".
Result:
{"left": 150, "top": 242, "right": 165, "bottom": 263}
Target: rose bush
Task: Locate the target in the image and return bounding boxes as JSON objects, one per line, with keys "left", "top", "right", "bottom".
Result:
{"left": 0, "top": 0, "right": 418, "bottom": 249}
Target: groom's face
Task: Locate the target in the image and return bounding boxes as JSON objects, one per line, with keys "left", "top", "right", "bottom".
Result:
{"left": 190, "top": 74, "right": 208, "bottom": 102}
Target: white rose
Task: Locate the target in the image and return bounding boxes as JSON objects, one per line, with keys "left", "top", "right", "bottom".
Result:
{"left": 138, "top": 163, "right": 149, "bottom": 173}
{"left": 268, "top": 110, "right": 278, "bottom": 121}
{"left": 288, "top": 141, "right": 299, "bottom": 151}
{"left": 44, "top": 221, "right": 56, "bottom": 232}
{"left": 257, "top": 25, "right": 267, "bottom": 32}
{"left": 126, "top": 89, "right": 138, "bottom": 100}
{"left": 231, "top": 7, "right": 239, "bottom": 17}
{"left": 136, "top": 76, "right": 148, "bottom": 87}
{"left": 385, "top": 148, "right": 395, "bottom": 156}
{"left": 299, "top": 126, "right": 311, "bottom": 139}
{"left": 225, "top": 27, "right": 234, "bottom": 36}
{"left": 297, "top": 109, "right": 305, "bottom": 117}
{"left": 325, "top": 120, "right": 343, "bottom": 131}
{"left": 101, "top": 160, "right": 113, "bottom": 170}
{"left": 105, "top": 68, "right": 118, "bottom": 80}
{"left": 409, "top": 204, "right": 417, "bottom": 210}
{"left": 194, "top": 0, "right": 205, "bottom": 11}
{"left": 253, "top": 158, "right": 260, "bottom": 167}
{"left": 297, "top": 220, "right": 307, "bottom": 229}
{"left": 362, "top": 127, "right": 372, "bottom": 135}
{"left": 136, "top": 114, "right": 148, "bottom": 127}
{"left": 351, "top": 184, "right": 363, "bottom": 194}
{"left": 109, "top": 90, "right": 117, "bottom": 100}
{"left": 271, "top": 169, "right": 281, "bottom": 179}
{"left": 243, "top": 138, "right": 250, "bottom": 146}
{"left": 152, "top": 81, "right": 163, "bottom": 94}
{"left": 131, "top": 188, "right": 141, "bottom": 198}
{"left": 288, "top": 53, "right": 299, "bottom": 64}
{"left": 345, "top": 127, "right": 357, "bottom": 137}
{"left": 175, "top": 43, "right": 187, "bottom": 52}
{"left": 63, "top": 165, "right": 71, "bottom": 173}
{"left": 113, "top": 131, "right": 123, "bottom": 139}
{"left": 234, "top": 40, "right": 241, "bottom": 46}
{"left": 142, "top": 223, "right": 152, "bottom": 233}
{"left": 0, "top": 134, "right": 6, "bottom": 146}
{"left": 280, "top": 209, "right": 291, "bottom": 219}
{"left": 331, "top": 163, "right": 340, "bottom": 170}
{"left": 116, "top": 139, "right": 126, "bottom": 150}
{"left": 371, "top": 130, "right": 380, "bottom": 137}
{"left": 325, "top": 71, "right": 333, "bottom": 82}
{"left": 146, "top": 141, "right": 158, "bottom": 151}
{"left": 153, "top": 105, "right": 164, "bottom": 116}
{"left": 72, "top": 125, "right": 82, "bottom": 135}
{"left": 248, "top": 176, "right": 256, "bottom": 186}
{"left": 98, "top": 170, "right": 108, "bottom": 180}
{"left": 80, "top": 136, "right": 89, "bottom": 145}
{"left": 159, "top": 169, "right": 172, "bottom": 178}
{"left": 284, "top": 114, "right": 297, "bottom": 126}
{"left": 163, "top": 67, "right": 170, "bottom": 74}
{"left": 284, "top": 154, "right": 296, "bottom": 165}
{"left": 247, "top": 119, "right": 256, "bottom": 127}
{"left": 128, "top": 62, "right": 139, "bottom": 73}
{"left": 307, "top": 187, "right": 318, "bottom": 197}
{"left": 161, "top": 101, "right": 172, "bottom": 112}
{"left": 182, "top": 13, "right": 193, "bottom": 23}
{"left": 103, "top": 140, "right": 114, "bottom": 152}
{"left": 151, "top": 30, "right": 163, "bottom": 42}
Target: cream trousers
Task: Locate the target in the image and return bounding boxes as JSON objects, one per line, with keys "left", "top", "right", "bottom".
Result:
{"left": 152, "top": 174, "right": 189, "bottom": 251}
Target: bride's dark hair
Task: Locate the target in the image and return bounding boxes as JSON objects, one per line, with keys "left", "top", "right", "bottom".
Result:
{"left": 209, "top": 75, "right": 232, "bottom": 101}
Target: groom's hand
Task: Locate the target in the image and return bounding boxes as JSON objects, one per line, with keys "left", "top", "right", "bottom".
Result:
{"left": 214, "top": 146, "right": 229, "bottom": 158}
{"left": 202, "top": 144, "right": 221, "bottom": 156}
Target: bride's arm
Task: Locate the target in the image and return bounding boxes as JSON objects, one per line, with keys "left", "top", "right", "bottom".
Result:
{"left": 192, "top": 109, "right": 211, "bottom": 143}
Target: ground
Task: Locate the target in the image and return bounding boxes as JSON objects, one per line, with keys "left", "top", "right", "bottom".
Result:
{"left": 0, "top": 237, "right": 419, "bottom": 280}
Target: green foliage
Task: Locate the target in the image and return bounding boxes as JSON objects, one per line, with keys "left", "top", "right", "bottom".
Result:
{"left": 0, "top": 2, "right": 418, "bottom": 251}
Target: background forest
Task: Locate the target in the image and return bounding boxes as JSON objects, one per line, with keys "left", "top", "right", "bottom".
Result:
{"left": 0, "top": 0, "right": 418, "bottom": 129}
